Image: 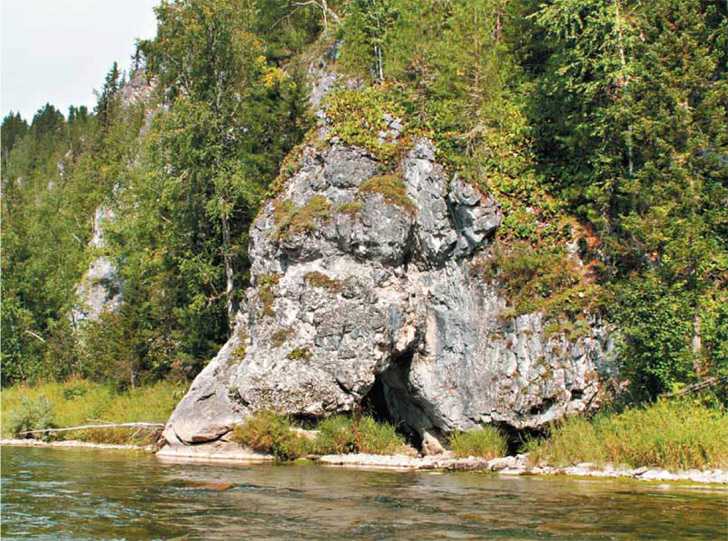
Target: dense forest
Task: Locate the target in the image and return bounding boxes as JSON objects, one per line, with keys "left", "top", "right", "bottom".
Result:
{"left": 2, "top": 0, "right": 727, "bottom": 404}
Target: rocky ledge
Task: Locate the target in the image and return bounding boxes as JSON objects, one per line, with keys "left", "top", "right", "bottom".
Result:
{"left": 162, "top": 126, "right": 616, "bottom": 452}
{"left": 317, "top": 454, "right": 728, "bottom": 484}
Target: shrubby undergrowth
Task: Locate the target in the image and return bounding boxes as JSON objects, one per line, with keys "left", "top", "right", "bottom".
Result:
{"left": 232, "top": 410, "right": 309, "bottom": 460}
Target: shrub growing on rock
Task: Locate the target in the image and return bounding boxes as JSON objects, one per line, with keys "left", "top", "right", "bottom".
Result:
{"left": 273, "top": 196, "right": 332, "bottom": 241}
{"left": 359, "top": 174, "right": 417, "bottom": 216}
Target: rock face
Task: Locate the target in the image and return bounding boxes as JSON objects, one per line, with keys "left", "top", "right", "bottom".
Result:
{"left": 72, "top": 205, "right": 122, "bottom": 325}
{"left": 163, "top": 134, "right": 615, "bottom": 449}
{"left": 72, "top": 72, "right": 155, "bottom": 327}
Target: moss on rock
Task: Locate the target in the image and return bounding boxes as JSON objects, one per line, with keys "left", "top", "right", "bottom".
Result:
{"left": 304, "top": 271, "right": 342, "bottom": 293}
{"left": 274, "top": 196, "right": 332, "bottom": 241}
{"left": 359, "top": 174, "right": 417, "bottom": 216}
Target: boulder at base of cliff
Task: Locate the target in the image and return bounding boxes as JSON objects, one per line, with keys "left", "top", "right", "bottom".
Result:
{"left": 162, "top": 137, "right": 616, "bottom": 450}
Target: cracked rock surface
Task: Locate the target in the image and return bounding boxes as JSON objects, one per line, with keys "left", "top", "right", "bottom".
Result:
{"left": 163, "top": 135, "right": 616, "bottom": 449}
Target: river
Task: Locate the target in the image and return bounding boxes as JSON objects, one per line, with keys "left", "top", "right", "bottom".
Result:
{"left": 1, "top": 446, "right": 726, "bottom": 539}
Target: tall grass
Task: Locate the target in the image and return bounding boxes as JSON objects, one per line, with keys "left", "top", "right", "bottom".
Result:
{"left": 524, "top": 399, "right": 728, "bottom": 471}
{"left": 449, "top": 426, "right": 508, "bottom": 459}
{"left": 313, "top": 415, "right": 410, "bottom": 455}
{"left": 232, "top": 410, "right": 310, "bottom": 460}
{"left": 231, "top": 411, "right": 411, "bottom": 460}
{"left": 1, "top": 379, "right": 184, "bottom": 444}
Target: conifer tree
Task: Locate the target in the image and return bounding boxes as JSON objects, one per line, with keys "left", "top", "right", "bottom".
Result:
{"left": 95, "top": 62, "right": 121, "bottom": 129}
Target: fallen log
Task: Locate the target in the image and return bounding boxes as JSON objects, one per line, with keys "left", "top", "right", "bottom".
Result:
{"left": 665, "top": 376, "right": 726, "bottom": 399}
{"left": 18, "top": 422, "right": 165, "bottom": 436}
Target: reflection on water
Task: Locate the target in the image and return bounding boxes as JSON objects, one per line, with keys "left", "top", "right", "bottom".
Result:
{"left": 1, "top": 446, "right": 727, "bottom": 540}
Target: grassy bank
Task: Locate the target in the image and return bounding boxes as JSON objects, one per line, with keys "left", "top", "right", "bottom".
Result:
{"left": 1, "top": 380, "right": 184, "bottom": 445}
{"left": 231, "top": 401, "right": 728, "bottom": 472}
{"left": 523, "top": 400, "right": 728, "bottom": 471}
{"left": 232, "top": 411, "right": 414, "bottom": 460}
{"left": 431, "top": 402, "right": 728, "bottom": 471}
{"left": 5, "top": 381, "right": 726, "bottom": 474}
{"left": 449, "top": 427, "right": 508, "bottom": 460}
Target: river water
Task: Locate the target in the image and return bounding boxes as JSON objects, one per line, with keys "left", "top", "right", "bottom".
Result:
{"left": 1, "top": 446, "right": 726, "bottom": 540}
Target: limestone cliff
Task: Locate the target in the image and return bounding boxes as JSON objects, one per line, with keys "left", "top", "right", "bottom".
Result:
{"left": 72, "top": 71, "right": 155, "bottom": 327}
{"left": 71, "top": 205, "right": 122, "bottom": 325}
{"left": 162, "top": 126, "right": 616, "bottom": 449}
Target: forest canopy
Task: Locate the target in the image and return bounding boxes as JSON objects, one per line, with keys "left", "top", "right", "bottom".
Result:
{"left": 2, "top": 0, "right": 726, "bottom": 403}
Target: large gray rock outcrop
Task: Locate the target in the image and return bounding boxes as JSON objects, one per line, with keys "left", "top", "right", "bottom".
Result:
{"left": 162, "top": 136, "right": 615, "bottom": 449}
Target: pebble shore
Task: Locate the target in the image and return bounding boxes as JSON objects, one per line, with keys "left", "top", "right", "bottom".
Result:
{"left": 4, "top": 439, "right": 726, "bottom": 484}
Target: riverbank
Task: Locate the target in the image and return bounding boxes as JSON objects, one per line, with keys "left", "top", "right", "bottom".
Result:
{"left": 1, "top": 438, "right": 153, "bottom": 452}
{"left": 6, "top": 438, "right": 725, "bottom": 484}
{"left": 4, "top": 382, "right": 727, "bottom": 484}
{"left": 0, "top": 380, "right": 183, "bottom": 445}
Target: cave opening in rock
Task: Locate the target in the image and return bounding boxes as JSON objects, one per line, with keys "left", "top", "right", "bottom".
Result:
{"left": 360, "top": 352, "right": 546, "bottom": 456}
{"left": 494, "top": 422, "right": 541, "bottom": 456}
{"left": 361, "top": 371, "right": 424, "bottom": 450}
{"left": 360, "top": 351, "right": 431, "bottom": 449}
{"left": 361, "top": 376, "right": 391, "bottom": 423}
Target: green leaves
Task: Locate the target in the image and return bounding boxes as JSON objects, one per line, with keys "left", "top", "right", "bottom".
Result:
{"left": 3, "top": 0, "right": 726, "bottom": 401}
{"left": 104, "top": 0, "right": 310, "bottom": 373}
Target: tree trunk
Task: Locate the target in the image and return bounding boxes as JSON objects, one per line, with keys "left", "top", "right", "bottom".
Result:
{"left": 220, "top": 204, "right": 237, "bottom": 331}
{"left": 19, "top": 422, "right": 165, "bottom": 436}
{"left": 692, "top": 313, "right": 704, "bottom": 375}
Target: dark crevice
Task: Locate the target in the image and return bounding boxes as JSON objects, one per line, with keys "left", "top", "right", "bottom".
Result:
{"left": 363, "top": 349, "right": 439, "bottom": 450}
{"left": 401, "top": 225, "right": 416, "bottom": 272}
{"left": 494, "top": 422, "right": 541, "bottom": 456}
{"left": 361, "top": 376, "right": 390, "bottom": 423}
{"left": 528, "top": 397, "right": 556, "bottom": 416}
{"left": 334, "top": 378, "right": 350, "bottom": 396}
{"left": 290, "top": 413, "right": 320, "bottom": 429}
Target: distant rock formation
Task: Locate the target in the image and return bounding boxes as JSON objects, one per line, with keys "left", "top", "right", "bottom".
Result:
{"left": 71, "top": 70, "right": 155, "bottom": 327}
{"left": 71, "top": 205, "right": 122, "bottom": 326}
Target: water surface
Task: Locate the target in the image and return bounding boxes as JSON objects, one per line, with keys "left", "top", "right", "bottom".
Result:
{"left": 2, "top": 446, "right": 726, "bottom": 539}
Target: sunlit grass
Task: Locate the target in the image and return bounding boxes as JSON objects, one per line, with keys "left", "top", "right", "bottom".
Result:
{"left": 231, "top": 411, "right": 412, "bottom": 460}
{"left": 523, "top": 399, "right": 728, "bottom": 471}
{"left": 232, "top": 410, "right": 310, "bottom": 460}
{"left": 448, "top": 426, "right": 508, "bottom": 459}
{"left": 1, "top": 379, "right": 184, "bottom": 444}
{"left": 313, "top": 415, "right": 410, "bottom": 456}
